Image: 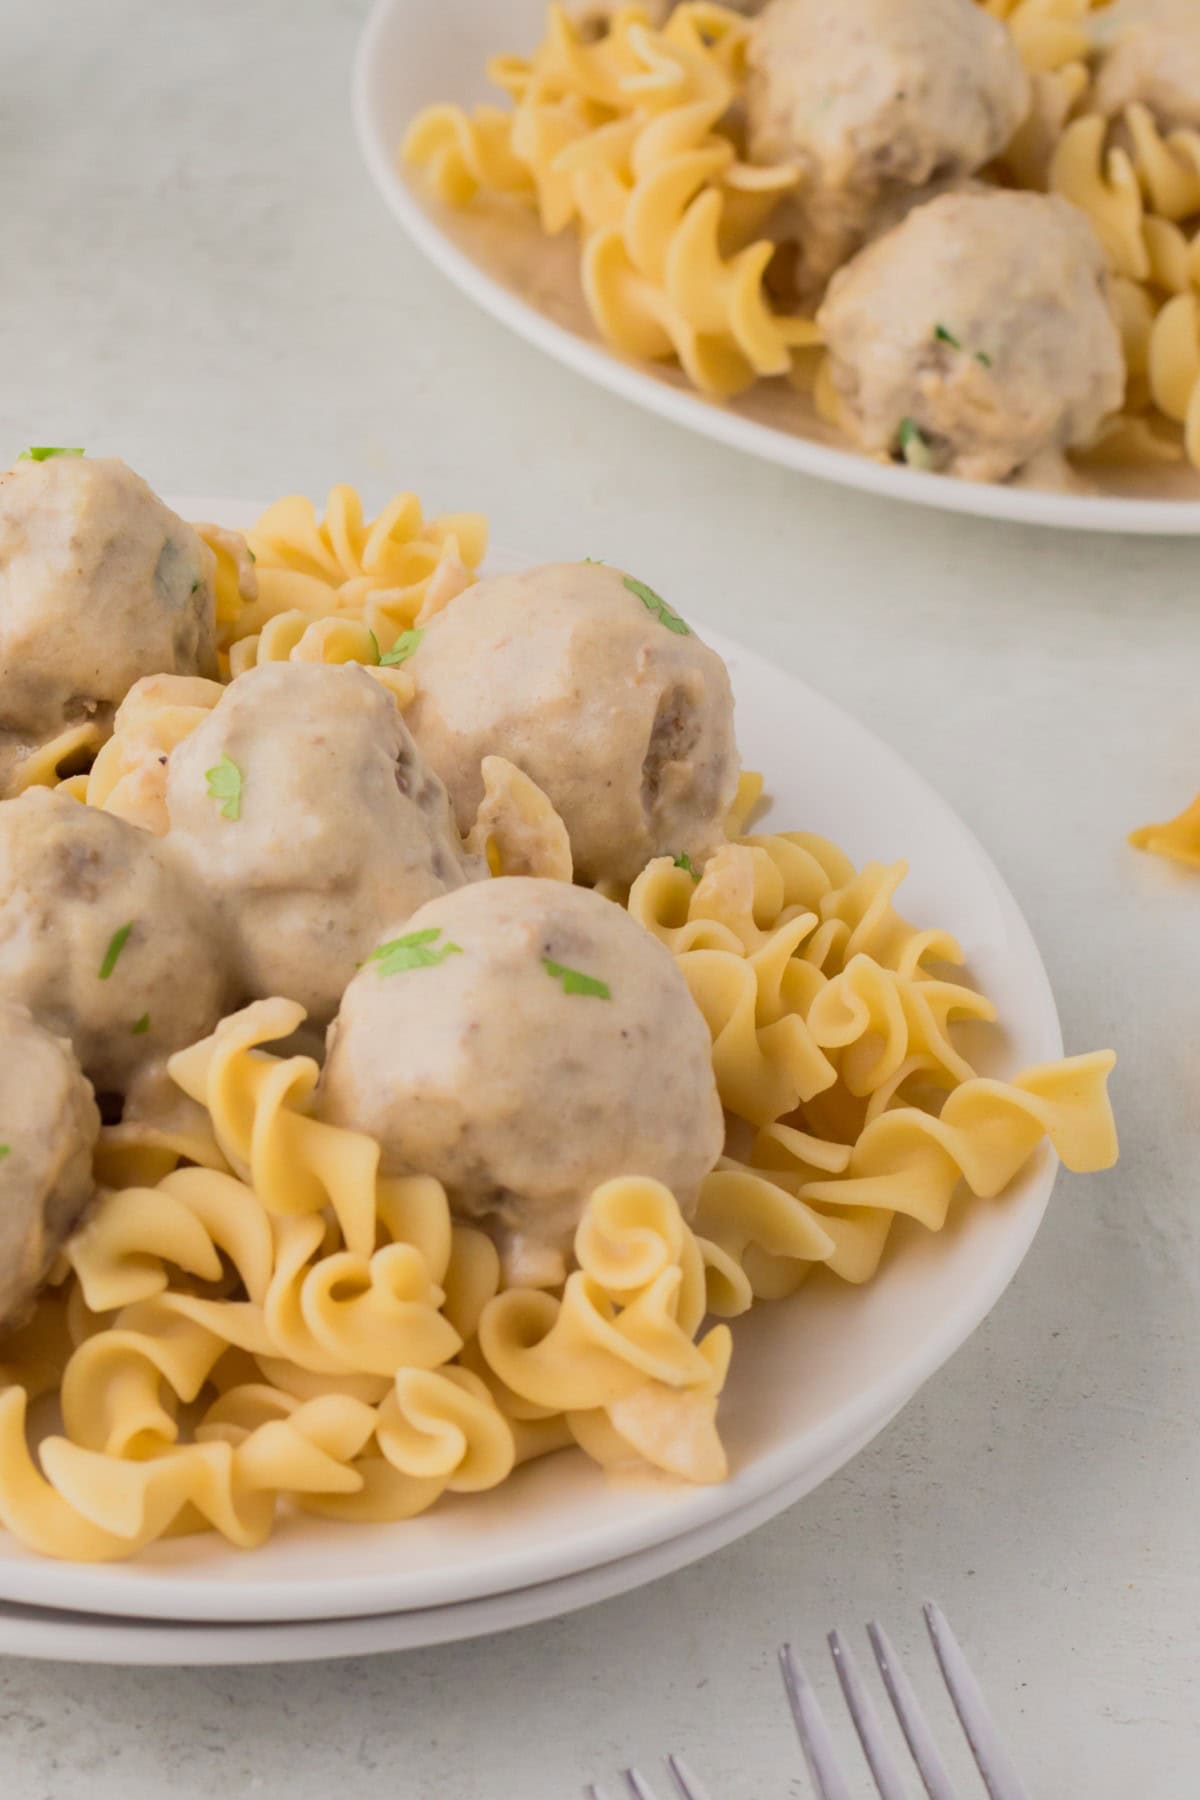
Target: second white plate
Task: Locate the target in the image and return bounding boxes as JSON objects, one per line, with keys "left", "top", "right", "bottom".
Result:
{"left": 353, "top": 0, "right": 1200, "bottom": 536}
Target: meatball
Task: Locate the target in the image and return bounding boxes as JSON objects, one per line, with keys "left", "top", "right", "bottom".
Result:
{"left": 747, "top": 0, "right": 1030, "bottom": 301}
{"left": 165, "top": 661, "right": 482, "bottom": 1027}
{"left": 0, "top": 455, "right": 217, "bottom": 795}
{"left": 0, "top": 1002, "right": 99, "bottom": 1333}
{"left": 0, "top": 789, "right": 229, "bottom": 1097}
{"left": 1093, "top": 0, "right": 1200, "bottom": 132}
{"left": 817, "top": 189, "right": 1126, "bottom": 483}
{"left": 318, "top": 878, "right": 724, "bottom": 1273}
{"left": 403, "top": 563, "right": 740, "bottom": 889}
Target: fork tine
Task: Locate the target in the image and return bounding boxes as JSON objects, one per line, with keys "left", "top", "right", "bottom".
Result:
{"left": 923, "top": 1603, "right": 1032, "bottom": 1800}
{"left": 779, "top": 1644, "right": 856, "bottom": 1800}
{"left": 623, "top": 1771, "right": 662, "bottom": 1800}
{"left": 828, "top": 1629, "right": 912, "bottom": 1800}
{"left": 867, "top": 1622, "right": 958, "bottom": 1800}
{"left": 665, "top": 1753, "right": 713, "bottom": 1800}
{"left": 583, "top": 1787, "right": 608, "bottom": 1799}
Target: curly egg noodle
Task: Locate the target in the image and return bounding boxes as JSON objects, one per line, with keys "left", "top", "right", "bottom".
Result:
{"left": 404, "top": 0, "right": 1200, "bottom": 474}
{"left": 0, "top": 826, "right": 1117, "bottom": 1559}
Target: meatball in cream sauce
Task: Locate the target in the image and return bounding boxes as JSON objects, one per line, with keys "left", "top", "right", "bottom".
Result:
{"left": 319, "top": 878, "right": 724, "bottom": 1279}
{"left": 404, "top": 562, "right": 740, "bottom": 889}
{"left": 0, "top": 1002, "right": 99, "bottom": 1334}
{"left": 0, "top": 790, "right": 229, "bottom": 1099}
{"left": 747, "top": 0, "right": 1030, "bottom": 302}
{"left": 818, "top": 189, "right": 1126, "bottom": 483}
{"left": 165, "top": 660, "right": 482, "bottom": 1028}
{"left": 0, "top": 456, "right": 217, "bottom": 795}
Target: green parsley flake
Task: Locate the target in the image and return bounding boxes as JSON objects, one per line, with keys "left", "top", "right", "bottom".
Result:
{"left": 623, "top": 575, "right": 690, "bottom": 636}
{"left": 99, "top": 922, "right": 134, "bottom": 981}
{"left": 247, "top": 547, "right": 257, "bottom": 563}
{"left": 673, "top": 852, "right": 699, "bottom": 879}
{"left": 380, "top": 628, "right": 424, "bottom": 667}
{"left": 583, "top": 557, "right": 605, "bottom": 565}
{"left": 18, "top": 446, "right": 84, "bottom": 462}
{"left": 205, "top": 754, "right": 244, "bottom": 821}
{"left": 366, "top": 629, "right": 382, "bottom": 665}
{"left": 0, "top": 1145, "right": 9, "bottom": 1162}
{"left": 369, "top": 928, "right": 463, "bottom": 976}
{"left": 898, "top": 418, "right": 935, "bottom": 471}
{"left": 543, "top": 958, "right": 611, "bottom": 1000}
{"left": 132, "top": 1013, "right": 151, "bottom": 1036}
{"left": 935, "top": 325, "right": 991, "bottom": 369}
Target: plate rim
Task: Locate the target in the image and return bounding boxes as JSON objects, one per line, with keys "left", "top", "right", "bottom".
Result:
{"left": 0, "top": 1398, "right": 908, "bottom": 1663}
{"left": 0, "top": 503, "right": 1065, "bottom": 1622}
{"left": 351, "top": 0, "right": 1200, "bottom": 538}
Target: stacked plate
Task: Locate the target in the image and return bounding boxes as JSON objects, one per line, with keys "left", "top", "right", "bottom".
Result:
{"left": 0, "top": 516, "right": 1065, "bottom": 1664}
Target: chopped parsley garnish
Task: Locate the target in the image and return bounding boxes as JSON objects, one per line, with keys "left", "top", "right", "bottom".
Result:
{"left": 380, "top": 628, "right": 424, "bottom": 667}
{"left": 623, "top": 575, "right": 690, "bottom": 636}
{"left": 247, "top": 547, "right": 257, "bottom": 563}
{"left": 18, "top": 446, "right": 84, "bottom": 462}
{"left": 934, "top": 325, "right": 991, "bottom": 368}
{"left": 673, "top": 851, "right": 699, "bottom": 879}
{"left": 99, "top": 923, "right": 134, "bottom": 981}
{"left": 132, "top": 1013, "right": 151, "bottom": 1036}
{"left": 369, "top": 928, "right": 463, "bottom": 975}
{"left": 583, "top": 556, "right": 605, "bottom": 564}
{"left": 366, "top": 628, "right": 382, "bottom": 665}
{"left": 0, "top": 1145, "right": 9, "bottom": 1162}
{"left": 898, "top": 418, "right": 935, "bottom": 471}
{"left": 205, "top": 754, "right": 244, "bottom": 821}
{"left": 543, "top": 958, "right": 611, "bottom": 1000}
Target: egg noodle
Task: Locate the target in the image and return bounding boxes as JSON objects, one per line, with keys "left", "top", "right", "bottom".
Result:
{"left": 404, "top": 0, "right": 1200, "bottom": 472}
{"left": 1130, "top": 788, "right": 1200, "bottom": 867}
{"left": 207, "top": 485, "right": 488, "bottom": 669}
{"left": 405, "top": 4, "right": 821, "bottom": 398}
{"left": 0, "top": 498, "right": 1118, "bottom": 1558}
{"left": 4, "top": 722, "right": 106, "bottom": 798}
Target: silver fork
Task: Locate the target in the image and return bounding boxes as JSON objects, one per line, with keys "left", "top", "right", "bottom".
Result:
{"left": 780, "top": 1602, "right": 1032, "bottom": 1800}
{"left": 584, "top": 1756, "right": 712, "bottom": 1800}
{"left": 585, "top": 1603, "right": 1030, "bottom": 1800}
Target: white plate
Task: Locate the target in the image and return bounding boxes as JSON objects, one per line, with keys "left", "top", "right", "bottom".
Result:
{"left": 0, "top": 1419, "right": 897, "bottom": 1664}
{"left": 353, "top": 0, "right": 1200, "bottom": 537}
{"left": 0, "top": 501, "right": 1064, "bottom": 1624}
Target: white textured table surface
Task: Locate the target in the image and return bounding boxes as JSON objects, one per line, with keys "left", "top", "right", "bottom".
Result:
{"left": 2, "top": 2, "right": 1198, "bottom": 1796}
